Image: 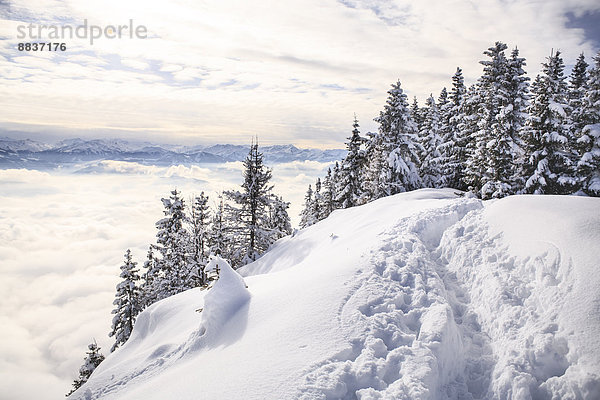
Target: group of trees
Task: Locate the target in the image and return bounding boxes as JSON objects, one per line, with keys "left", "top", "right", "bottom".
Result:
{"left": 300, "top": 43, "right": 600, "bottom": 227}
{"left": 67, "top": 144, "right": 291, "bottom": 396}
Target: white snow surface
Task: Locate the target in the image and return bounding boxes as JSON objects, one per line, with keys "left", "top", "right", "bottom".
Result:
{"left": 72, "top": 189, "right": 600, "bottom": 400}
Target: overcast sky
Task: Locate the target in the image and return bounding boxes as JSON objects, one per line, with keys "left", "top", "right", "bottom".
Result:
{"left": 1, "top": 0, "right": 599, "bottom": 148}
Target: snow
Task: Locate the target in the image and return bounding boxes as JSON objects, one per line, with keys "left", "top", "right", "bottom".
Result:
{"left": 70, "top": 189, "right": 600, "bottom": 400}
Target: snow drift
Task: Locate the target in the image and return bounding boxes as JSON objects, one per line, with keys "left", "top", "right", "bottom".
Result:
{"left": 71, "top": 189, "right": 600, "bottom": 400}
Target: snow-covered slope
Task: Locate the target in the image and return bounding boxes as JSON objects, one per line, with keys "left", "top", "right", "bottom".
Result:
{"left": 72, "top": 189, "right": 600, "bottom": 400}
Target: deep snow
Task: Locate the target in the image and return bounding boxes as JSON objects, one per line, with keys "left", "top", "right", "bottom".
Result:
{"left": 71, "top": 189, "right": 600, "bottom": 400}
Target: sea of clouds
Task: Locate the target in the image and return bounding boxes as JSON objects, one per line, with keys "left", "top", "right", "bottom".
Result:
{"left": 0, "top": 160, "right": 329, "bottom": 400}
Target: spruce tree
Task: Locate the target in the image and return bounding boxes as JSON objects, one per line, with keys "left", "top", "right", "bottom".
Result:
{"left": 224, "top": 142, "right": 275, "bottom": 266}
{"left": 109, "top": 249, "right": 142, "bottom": 352}
{"left": 320, "top": 168, "right": 336, "bottom": 218}
{"left": 152, "top": 189, "right": 192, "bottom": 299}
{"left": 268, "top": 195, "right": 292, "bottom": 239}
{"left": 372, "top": 80, "right": 422, "bottom": 195}
{"left": 523, "top": 50, "right": 578, "bottom": 194}
{"left": 189, "top": 192, "right": 210, "bottom": 286}
{"left": 418, "top": 94, "right": 443, "bottom": 188}
{"left": 482, "top": 45, "right": 529, "bottom": 198}
{"left": 207, "top": 195, "right": 232, "bottom": 258}
{"left": 335, "top": 115, "right": 366, "bottom": 208}
{"left": 578, "top": 51, "right": 600, "bottom": 196}
{"left": 299, "top": 184, "right": 316, "bottom": 228}
{"left": 569, "top": 52, "right": 589, "bottom": 137}
{"left": 66, "top": 341, "right": 105, "bottom": 396}
{"left": 439, "top": 67, "right": 467, "bottom": 189}
{"left": 140, "top": 246, "right": 157, "bottom": 307}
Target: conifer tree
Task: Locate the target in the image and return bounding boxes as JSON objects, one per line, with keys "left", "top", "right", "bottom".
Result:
{"left": 224, "top": 142, "right": 275, "bottom": 266}
{"left": 439, "top": 67, "right": 467, "bottom": 189}
{"left": 268, "top": 195, "right": 292, "bottom": 239}
{"left": 458, "top": 83, "right": 482, "bottom": 192}
{"left": 523, "top": 50, "right": 578, "bottom": 194}
{"left": 207, "top": 195, "right": 232, "bottom": 258}
{"left": 372, "top": 80, "right": 422, "bottom": 195}
{"left": 109, "top": 249, "right": 142, "bottom": 352}
{"left": 152, "top": 189, "right": 192, "bottom": 299}
{"left": 569, "top": 52, "right": 589, "bottom": 137}
{"left": 140, "top": 246, "right": 157, "bottom": 307}
{"left": 336, "top": 115, "right": 366, "bottom": 208}
{"left": 189, "top": 192, "right": 210, "bottom": 286}
{"left": 418, "top": 94, "right": 443, "bottom": 187}
{"left": 299, "top": 184, "right": 316, "bottom": 228}
{"left": 66, "top": 341, "right": 105, "bottom": 397}
{"left": 578, "top": 51, "right": 600, "bottom": 196}
{"left": 482, "top": 45, "right": 529, "bottom": 198}
{"left": 320, "top": 168, "right": 336, "bottom": 217}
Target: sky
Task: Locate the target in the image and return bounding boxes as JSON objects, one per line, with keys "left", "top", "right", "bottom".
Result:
{"left": 0, "top": 161, "right": 329, "bottom": 400}
{"left": 0, "top": 0, "right": 599, "bottom": 148}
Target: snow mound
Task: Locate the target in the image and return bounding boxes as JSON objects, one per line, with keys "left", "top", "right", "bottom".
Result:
{"left": 72, "top": 190, "right": 600, "bottom": 400}
{"left": 187, "top": 256, "right": 251, "bottom": 351}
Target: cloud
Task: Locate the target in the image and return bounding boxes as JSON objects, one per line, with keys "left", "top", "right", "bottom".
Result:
{"left": 1, "top": 0, "right": 599, "bottom": 147}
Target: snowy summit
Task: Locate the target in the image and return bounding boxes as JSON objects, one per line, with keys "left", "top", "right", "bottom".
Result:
{"left": 70, "top": 189, "right": 599, "bottom": 400}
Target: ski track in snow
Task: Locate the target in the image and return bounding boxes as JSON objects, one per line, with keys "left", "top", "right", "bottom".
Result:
{"left": 297, "top": 198, "right": 587, "bottom": 400}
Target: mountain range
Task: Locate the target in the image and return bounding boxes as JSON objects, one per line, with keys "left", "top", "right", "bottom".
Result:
{"left": 0, "top": 137, "right": 347, "bottom": 169}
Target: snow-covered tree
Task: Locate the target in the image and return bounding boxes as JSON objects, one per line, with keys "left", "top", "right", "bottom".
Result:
{"left": 578, "top": 51, "right": 600, "bottom": 196}
{"left": 152, "top": 189, "right": 193, "bottom": 299}
{"left": 109, "top": 249, "right": 142, "bottom": 352}
{"left": 299, "top": 184, "right": 316, "bottom": 228}
{"left": 523, "top": 50, "right": 578, "bottom": 194}
{"left": 336, "top": 115, "right": 366, "bottom": 208}
{"left": 418, "top": 94, "right": 443, "bottom": 187}
{"left": 224, "top": 142, "right": 276, "bottom": 266}
{"left": 320, "top": 168, "right": 336, "bottom": 217}
{"left": 569, "top": 52, "right": 589, "bottom": 137}
{"left": 207, "top": 195, "right": 232, "bottom": 258}
{"left": 371, "top": 80, "right": 422, "bottom": 195}
{"left": 268, "top": 195, "right": 292, "bottom": 239}
{"left": 482, "top": 45, "right": 530, "bottom": 198}
{"left": 439, "top": 67, "right": 467, "bottom": 189}
{"left": 139, "top": 246, "right": 158, "bottom": 307}
{"left": 189, "top": 192, "right": 210, "bottom": 286}
{"left": 66, "top": 341, "right": 105, "bottom": 396}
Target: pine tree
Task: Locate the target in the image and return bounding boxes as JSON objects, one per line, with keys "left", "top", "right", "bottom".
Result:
{"left": 458, "top": 83, "right": 482, "bottom": 192}
{"left": 439, "top": 67, "right": 467, "bottom": 189}
{"left": 268, "top": 195, "right": 292, "bottom": 239}
{"left": 523, "top": 50, "right": 577, "bottom": 194}
{"left": 320, "top": 168, "right": 336, "bottom": 217}
{"left": 299, "top": 184, "right": 316, "bottom": 228}
{"left": 578, "top": 51, "right": 600, "bottom": 196}
{"left": 335, "top": 115, "right": 366, "bottom": 208}
{"left": 207, "top": 195, "right": 232, "bottom": 258}
{"left": 505, "top": 47, "right": 530, "bottom": 193}
{"left": 66, "top": 341, "right": 105, "bottom": 396}
{"left": 152, "top": 189, "right": 192, "bottom": 299}
{"left": 140, "top": 246, "right": 157, "bottom": 307}
{"left": 224, "top": 142, "right": 275, "bottom": 266}
{"left": 569, "top": 53, "right": 589, "bottom": 137}
{"left": 109, "top": 249, "right": 142, "bottom": 352}
{"left": 372, "top": 80, "right": 422, "bottom": 195}
{"left": 482, "top": 45, "right": 530, "bottom": 198}
{"left": 189, "top": 192, "right": 210, "bottom": 286}
{"left": 418, "top": 94, "right": 443, "bottom": 188}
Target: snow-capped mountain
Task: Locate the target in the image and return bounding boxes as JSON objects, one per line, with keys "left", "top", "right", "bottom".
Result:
{"left": 0, "top": 138, "right": 346, "bottom": 169}
{"left": 70, "top": 189, "right": 600, "bottom": 400}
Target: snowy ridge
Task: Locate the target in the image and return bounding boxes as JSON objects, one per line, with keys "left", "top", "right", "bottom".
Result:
{"left": 72, "top": 190, "right": 600, "bottom": 400}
